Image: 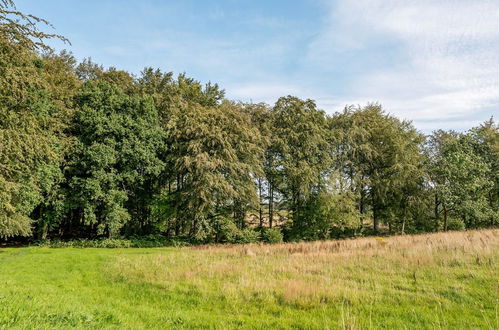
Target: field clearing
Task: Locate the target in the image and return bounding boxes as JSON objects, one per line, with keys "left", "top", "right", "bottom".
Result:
{"left": 1, "top": 229, "right": 498, "bottom": 329}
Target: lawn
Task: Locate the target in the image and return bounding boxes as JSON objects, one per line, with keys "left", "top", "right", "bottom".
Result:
{"left": 0, "top": 229, "right": 498, "bottom": 329}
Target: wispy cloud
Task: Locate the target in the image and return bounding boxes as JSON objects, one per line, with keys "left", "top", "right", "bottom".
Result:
{"left": 308, "top": 0, "right": 499, "bottom": 131}
{"left": 20, "top": 0, "right": 498, "bottom": 132}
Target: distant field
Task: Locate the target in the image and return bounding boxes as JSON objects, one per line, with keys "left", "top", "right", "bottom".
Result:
{"left": 0, "top": 230, "right": 498, "bottom": 329}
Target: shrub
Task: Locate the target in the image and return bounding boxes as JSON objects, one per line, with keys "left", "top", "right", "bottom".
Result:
{"left": 98, "top": 239, "right": 133, "bottom": 248}
{"left": 32, "top": 236, "right": 191, "bottom": 248}
{"left": 262, "top": 227, "right": 283, "bottom": 243}
{"left": 130, "top": 234, "right": 174, "bottom": 248}
{"left": 447, "top": 218, "right": 465, "bottom": 231}
{"left": 34, "top": 238, "right": 132, "bottom": 248}
{"left": 234, "top": 228, "right": 260, "bottom": 244}
{"left": 213, "top": 217, "right": 240, "bottom": 243}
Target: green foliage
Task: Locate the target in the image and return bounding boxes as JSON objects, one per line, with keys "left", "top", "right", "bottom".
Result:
{"left": 427, "top": 128, "right": 497, "bottom": 231}
{"left": 331, "top": 104, "right": 426, "bottom": 233}
{"left": 233, "top": 228, "right": 260, "bottom": 244}
{"left": 35, "top": 238, "right": 133, "bottom": 248}
{"left": 212, "top": 216, "right": 241, "bottom": 243}
{"left": 1, "top": 1, "right": 497, "bottom": 243}
{"left": 210, "top": 217, "right": 260, "bottom": 244}
{"left": 446, "top": 218, "right": 465, "bottom": 231}
{"left": 270, "top": 96, "right": 332, "bottom": 231}
{"left": 33, "top": 235, "right": 190, "bottom": 248}
{"left": 0, "top": 1, "right": 69, "bottom": 238}
{"left": 162, "top": 100, "right": 264, "bottom": 239}
{"left": 65, "top": 81, "right": 165, "bottom": 237}
{"left": 292, "top": 192, "right": 360, "bottom": 240}
{"left": 262, "top": 227, "right": 283, "bottom": 243}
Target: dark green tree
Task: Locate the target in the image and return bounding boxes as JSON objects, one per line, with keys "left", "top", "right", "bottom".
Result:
{"left": 64, "top": 81, "right": 165, "bottom": 237}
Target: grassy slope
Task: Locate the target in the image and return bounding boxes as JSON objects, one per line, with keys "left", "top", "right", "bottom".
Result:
{"left": 0, "top": 230, "right": 498, "bottom": 329}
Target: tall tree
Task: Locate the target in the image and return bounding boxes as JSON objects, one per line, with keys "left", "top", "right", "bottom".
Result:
{"left": 427, "top": 127, "right": 496, "bottom": 230}
{"left": 331, "top": 104, "right": 425, "bottom": 233}
{"left": 469, "top": 119, "right": 499, "bottom": 227}
{"left": 163, "top": 100, "right": 264, "bottom": 240}
{"left": 0, "top": 0, "right": 68, "bottom": 238}
{"left": 241, "top": 103, "right": 272, "bottom": 228}
{"left": 270, "top": 96, "right": 332, "bottom": 236}
{"left": 64, "top": 81, "right": 165, "bottom": 237}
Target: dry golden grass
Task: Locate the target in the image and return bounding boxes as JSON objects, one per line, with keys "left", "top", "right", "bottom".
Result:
{"left": 194, "top": 229, "right": 498, "bottom": 257}
{"left": 110, "top": 229, "right": 499, "bottom": 328}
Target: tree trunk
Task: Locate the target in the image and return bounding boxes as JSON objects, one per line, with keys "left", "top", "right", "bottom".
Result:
{"left": 258, "top": 178, "right": 263, "bottom": 228}
{"left": 401, "top": 200, "right": 407, "bottom": 235}
{"left": 443, "top": 203, "right": 448, "bottom": 231}
{"left": 372, "top": 188, "right": 378, "bottom": 233}
{"left": 190, "top": 217, "right": 199, "bottom": 237}
{"left": 434, "top": 194, "right": 440, "bottom": 230}
{"left": 37, "top": 218, "right": 48, "bottom": 240}
{"left": 359, "top": 185, "right": 365, "bottom": 229}
{"left": 175, "top": 219, "right": 180, "bottom": 236}
{"left": 269, "top": 182, "right": 274, "bottom": 228}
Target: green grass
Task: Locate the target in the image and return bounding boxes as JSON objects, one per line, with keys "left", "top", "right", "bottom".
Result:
{"left": 0, "top": 230, "right": 498, "bottom": 329}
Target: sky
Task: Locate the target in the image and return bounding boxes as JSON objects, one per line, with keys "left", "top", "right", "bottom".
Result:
{"left": 15, "top": 0, "right": 499, "bottom": 132}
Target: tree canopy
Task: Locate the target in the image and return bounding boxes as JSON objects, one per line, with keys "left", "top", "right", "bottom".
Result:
{"left": 1, "top": 1, "right": 497, "bottom": 242}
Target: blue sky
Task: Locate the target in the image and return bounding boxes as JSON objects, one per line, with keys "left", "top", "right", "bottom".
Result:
{"left": 16, "top": 0, "right": 499, "bottom": 131}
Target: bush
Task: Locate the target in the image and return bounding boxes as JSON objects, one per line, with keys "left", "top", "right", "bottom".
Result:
{"left": 97, "top": 239, "right": 133, "bottom": 248}
{"left": 32, "top": 236, "right": 191, "bottom": 248}
{"left": 210, "top": 216, "right": 238, "bottom": 243}
{"left": 234, "top": 228, "right": 260, "bottom": 244}
{"left": 129, "top": 234, "right": 190, "bottom": 247}
{"left": 447, "top": 218, "right": 465, "bottom": 231}
{"left": 209, "top": 217, "right": 260, "bottom": 244}
{"left": 33, "top": 238, "right": 132, "bottom": 248}
{"left": 262, "top": 227, "right": 283, "bottom": 243}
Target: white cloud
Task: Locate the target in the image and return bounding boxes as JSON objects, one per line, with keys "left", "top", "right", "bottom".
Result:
{"left": 61, "top": 0, "right": 498, "bottom": 132}
{"left": 308, "top": 0, "right": 499, "bottom": 131}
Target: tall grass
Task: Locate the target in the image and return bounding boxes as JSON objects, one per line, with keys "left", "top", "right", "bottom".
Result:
{"left": 110, "top": 229, "right": 499, "bottom": 328}
{"left": 0, "top": 230, "right": 497, "bottom": 328}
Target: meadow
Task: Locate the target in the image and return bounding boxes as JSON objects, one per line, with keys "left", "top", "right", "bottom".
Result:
{"left": 0, "top": 229, "right": 498, "bottom": 329}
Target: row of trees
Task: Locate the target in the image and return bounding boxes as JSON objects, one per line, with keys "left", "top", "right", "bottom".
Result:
{"left": 1, "top": 1, "right": 498, "bottom": 242}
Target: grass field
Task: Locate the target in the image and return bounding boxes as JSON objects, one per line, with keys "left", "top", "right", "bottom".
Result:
{"left": 0, "top": 230, "right": 498, "bottom": 329}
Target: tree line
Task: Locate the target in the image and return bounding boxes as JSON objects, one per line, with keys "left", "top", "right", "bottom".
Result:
{"left": 1, "top": 1, "right": 498, "bottom": 243}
